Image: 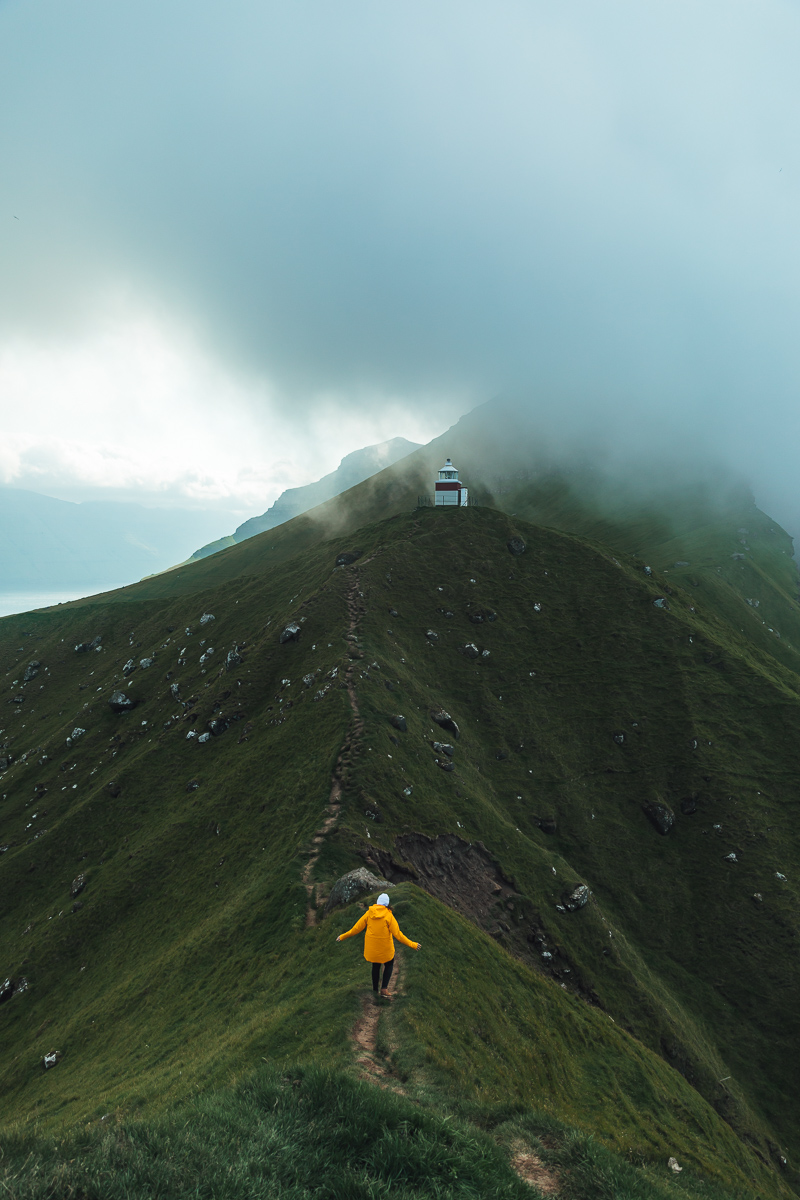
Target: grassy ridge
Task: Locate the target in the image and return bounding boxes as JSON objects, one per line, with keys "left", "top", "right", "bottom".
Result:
{"left": 0, "top": 501, "right": 798, "bottom": 1196}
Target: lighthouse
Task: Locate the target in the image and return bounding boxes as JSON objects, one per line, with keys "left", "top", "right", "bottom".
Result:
{"left": 434, "top": 458, "right": 468, "bottom": 507}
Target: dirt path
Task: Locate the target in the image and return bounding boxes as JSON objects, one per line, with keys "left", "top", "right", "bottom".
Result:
{"left": 350, "top": 953, "right": 407, "bottom": 1092}
{"left": 302, "top": 570, "right": 365, "bottom": 926}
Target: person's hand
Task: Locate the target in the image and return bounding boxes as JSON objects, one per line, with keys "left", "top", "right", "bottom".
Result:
{"left": 335, "top": 935, "right": 342, "bottom": 942}
{"left": 415, "top": 942, "right": 422, "bottom": 950}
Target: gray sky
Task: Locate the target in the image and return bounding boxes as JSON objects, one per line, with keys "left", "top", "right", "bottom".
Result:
{"left": 2, "top": 0, "right": 800, "bottom": 530}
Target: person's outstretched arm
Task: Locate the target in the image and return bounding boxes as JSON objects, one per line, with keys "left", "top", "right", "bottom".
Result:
{"left": 336, "top": 912, "right": 368, "bottom": 942}
{"left": 389, "top": 913, "right": 421, "bottom": 949}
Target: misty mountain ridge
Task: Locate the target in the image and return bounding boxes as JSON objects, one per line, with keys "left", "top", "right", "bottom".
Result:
{"left": 190, "top": 436, "right": 421, "bottom": 560}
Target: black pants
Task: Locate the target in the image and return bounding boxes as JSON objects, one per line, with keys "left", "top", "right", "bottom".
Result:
{"left": 371, "top": 958, "right": 394, "bottom": 992}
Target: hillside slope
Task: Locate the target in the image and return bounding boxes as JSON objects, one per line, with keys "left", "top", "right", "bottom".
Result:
{"left": 1, "top": 504, "right": 798, "bottom": 1196}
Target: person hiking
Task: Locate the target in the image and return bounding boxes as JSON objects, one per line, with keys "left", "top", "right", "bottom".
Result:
{"left": 336, "top": 893, "right": 421, "bottom": 999}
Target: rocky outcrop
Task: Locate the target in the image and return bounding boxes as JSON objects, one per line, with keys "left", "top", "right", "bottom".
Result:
{"left": 324, "top": 868, "right": 393, "bottom": 912}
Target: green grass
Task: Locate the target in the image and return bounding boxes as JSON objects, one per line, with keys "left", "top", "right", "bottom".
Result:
{"left": 1, "top": 478, "right": 799, "bottom": 1197}
{"left": 0, "top": 1064, "right": 774, "bottom": 1200}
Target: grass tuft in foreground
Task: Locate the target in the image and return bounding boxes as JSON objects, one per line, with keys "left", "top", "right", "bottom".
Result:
{"left": 0, "top": 1065, "right": 769, "bottom": 1200}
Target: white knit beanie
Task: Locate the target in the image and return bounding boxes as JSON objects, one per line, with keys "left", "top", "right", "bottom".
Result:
{"left": 377, "top": 893, "right": 391, "bottom": 906}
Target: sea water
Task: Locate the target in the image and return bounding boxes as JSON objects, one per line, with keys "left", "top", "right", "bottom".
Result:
{"left": 0, "top": 587, "right": 130, "bottom": 618}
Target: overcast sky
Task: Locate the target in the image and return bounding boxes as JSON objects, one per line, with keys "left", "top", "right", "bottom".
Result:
{"left": 2, "top": 0, "right": 800, "bottom": 529}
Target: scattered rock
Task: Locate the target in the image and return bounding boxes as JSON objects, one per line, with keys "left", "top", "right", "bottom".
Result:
{"left": 390, "top": 715, "right": 407, "bottom": 732}
{"left": 106, "top": 781, "right": 121, "bottom": 798}
{"left": 0, "top": 978, "right": 16, "bottom": 1003}
{"left": 109, "top": 691, "right": 137, "bottom": 713}
{"left": 643, "top": 566, "right": 652, "bottom": 576}
{"left": 537, "top": 816, "right": 557, "bottom": 835}
{"left": 186, "top": 780, "right": 200, "bottom": 792}
{"left": 122, "top": 659, "right": 136, "bottom": 676}
{"left": 731, "top": 552, "right": 746, "bottom": 561}
{"left": 653, "top": 597, "right": 670, "bottom": 610}
{"left": 433, "top": 741, "right": 454, "bottom": 756}
{"left": 426, "top": 629, "right": 439, "bottom": 642}
{"left": 507, "top": 537, "right": 526, "bottom": 556}
{"left": 42, "top": 1051, "right": 62, "bottom": 1070}
{"left": 8, "top": 695, "right": 24, "bottom": 705}
{"left": 75, "top": 636, "right": 101, "bottom": 653}
{"left": 170, "top": 682, "right": 181, "bottom": 700}
{"left": 70, "top": 874, "right": 86, "bottom": 897}
{"left": 199, "top": 613, "right": 215, "bottom": 625}
{"left": 365, "top": 805, "right": 383, "bottom": 822}
{"left": 198, "top": 732, "right": 211, "bottom": 744}
{"left": 389, "top": 609, "right": 399, "bottom": 617}
{"left": 324, "top": 867, "right": 393, "bottom": 912}
{"left": 226, "top": 647, "right": 244, "bottom": 670}
{"left": 0, "top": 756, "right": 11, "bottom": 771}
{"left": 468, "top": 606, "right": 496, "bottom": 624}
{"left": 776, "top": 872, "right": 787, "bottom": 881}
{"left": 642, "top": 801, "right": 675, "bottom": 835}
{"left": 23, "top": 661, "right": 40, "bottom": 682}
{"left": 139, "top": 657, "right": 154, "bottom": 669}
{"left": 753, "top": 893, "right": 763, "bottom": 903}
{"left": 208, "top": 718, "right": 229, "bottom": 736}
{"left": 69, "top": 727, "right": 86, "bottom": 742}
{"left": 723, "top": 852, "right": 738, "bottom": 863}
{"left": 279, "top": 622, "right": 301, "bottom": 644}
{"left": 562, "top": 884, "right": 589, "bottom": 911}
{"left": 335, "top": 550, "right": 362, "bottom": 566}
{"left": 613, "top": 732, "right": 625, "bottom": 745}
{"left": 71, "top": 900, "right": 83, "bottom": 913}
{"left": 436, "top": 759, "right": 455, "bottom": 772}
{"left": 402, "top": 786, "right": 413, "bottom": 796}
{"left": 667, "top": 1158, "right": 682, "bottom": 1174}
{"left": 673, "top": 561, "right": 689, "bottom": 567}
{"left": 481, "top": 649, "right": 491, "bottom": 658}
{"left": 495, "top": 750, "right": 508, "bottom": 760}
{"left": 680, "top": 797, "right": 698, "bottom": 815}
{"left": 462, "top": 643, "right": 480, "bottom": 659}
{"left": 431, "top": 709, "right": 460, "bottom": 739}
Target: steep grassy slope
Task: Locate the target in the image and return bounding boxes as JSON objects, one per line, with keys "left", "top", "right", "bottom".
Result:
{"left": 1, "top": 505, "right": 798, "bottom": 1197}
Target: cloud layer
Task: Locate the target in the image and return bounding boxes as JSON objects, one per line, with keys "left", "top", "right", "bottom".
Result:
{"left": 2, "top": 0, "right": 800, "bottom": 528}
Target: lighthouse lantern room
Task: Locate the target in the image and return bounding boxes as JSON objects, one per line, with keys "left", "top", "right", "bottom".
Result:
{"left": 434, "top": 458, "right": 468, "bottom": 507}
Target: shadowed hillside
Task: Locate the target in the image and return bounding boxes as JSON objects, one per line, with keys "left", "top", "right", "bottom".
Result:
{"left": 1, "top": 497, "right": 799, "bottom": 1197}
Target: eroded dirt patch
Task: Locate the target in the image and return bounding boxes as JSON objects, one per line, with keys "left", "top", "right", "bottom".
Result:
{"left": 510, "top": 1140, "right": 561, "bottom": 1194}
{"left": 371, "top": 833, "right": 600, "bottom": 1005}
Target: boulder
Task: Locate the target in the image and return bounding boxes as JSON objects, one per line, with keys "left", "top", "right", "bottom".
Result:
{"left": 507, "top": 537, "right": 526, "bottom": 556}
{"left": 562, "top": 883, "right": 590, "bottom": 911}
{"left": 23, "top": 661, "right": 40, "bottom": 682}
{"left": 70, "top": 874, "right": 86, "bottom": 898}
{"left": 0, "top": 755, "right": 12, "bottom": 771}
{"left": 279, "top": 622, "right": 301, "bottom": 644}
{"left": 364, "top": 804, "right": 383, "bottom": 823}
{"left": 325, "top": 867, "right": 393, "bottom": 912}
{"left": 208, "top": 718, "right": 229, "bottom": 736}
{"left": 436, "top": 759, "right": 455, "bottom": 772}
{"left": 431, "top": 709, "right": 460, "bottom": 739}
{"left": 122, "top": 659, "right": 136, "bottom": 676}
{"left": 186, "top": 780, "right": 200, "bottom": 792}
{"left": 42, "top": 1051, "right": 62, "bottom": 1070}
{"left": 226, "top": 647, "right": 244, "bottom": 670}
{"left": 198, "top": 732, "right": 211, "bottom": 743}
{"left": 139, "top": 657, "right": 154, "bottom": 669}
{"left": 613, "top": 732, "right": 625, "bottom": 745}
{"left": 462, "top": 643, "right": 480, "bottom": 659}
{"left": 0, "top": 977, "right": 15, "bottom": 1004}
{"left": 642, "top": 801, "right": 675, "bottom": 835}
{"left": 170, "top": 682, "right": 181, "bottom": 700}
{"left": 653, "top": 597, "right": 670, "bottom": 610}
{"left": 390, "top": 715, "right": 407, "bottom": 732}
{"left": 426, "top": 629, "right": 439, "bottom": 642}
{"left": 199, "top": 613, "right": 215, "bottom": 625}
{"left": 109, "top": 691, "right": 137, "bottom": 713}
{"left": 335, "top": 551, "right": 362, "bottom": 566}
{"left": 432, "top": 741, "right": 454, "bottom": 756}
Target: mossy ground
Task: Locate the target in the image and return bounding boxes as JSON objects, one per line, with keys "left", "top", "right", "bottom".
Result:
{"left": 1, "top": 484, "right": 798, "bottom": 1197}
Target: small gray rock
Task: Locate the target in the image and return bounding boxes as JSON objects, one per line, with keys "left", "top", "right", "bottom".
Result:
{"left": 226, "top": 647, "right": 244, "bottom": 670}
{"left": 390, "top": 715, "right": 407, "bottom": 732}
{"left": 42, "top": 1051, "right": 62, "bottom": 1070}
{"left": 325, "top": 867, "right": 393, "bottom": 912}
{"left": 279, "top": 622, "right": 301, "bottom": 644}
{"left": 139, "top": 657, "right": 154, "bottom": 669}
{"left": 71, "top": 874, "right": 86, "bottom": 898}
{"left": 432, "top": 741, "right": 454, "bottom": 756}
{"left": 199, "top": 613, "right": 215, "bottom": 625}
{"left": 653, "top": 597, "right": 669, "bottom": 609}
{"left": 463, "top": 643, "right": 480, "bottom": 659}
{"left": 170, "top": 682, "right": 181, "bottom": 700}
{"left": 431, "top": 709, "right": 460, "bottom": 739}
{"left": 426, "top": 629, "right": 439, "bottom": 642}
{"left": 562, "top": 884, "right": 589, "bottom": 911}
{"left": 198, "top": 732, "right": 211, "bottom": 743}
{"left": 122, "top": 659, "right": 136, "bottom": 676}
{"left": 642, "top": 801, "right": 675, "bottom": 835}
{"left": 109, "top": 690, "right": 137, "bottom": 713}
{"left": 723, "top": 852, "right": 738, "bottom": 863}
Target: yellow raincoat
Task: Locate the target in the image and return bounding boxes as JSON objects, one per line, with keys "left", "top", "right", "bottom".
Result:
{"left": 339, "top": 904, "right": 419, "bottom": 963}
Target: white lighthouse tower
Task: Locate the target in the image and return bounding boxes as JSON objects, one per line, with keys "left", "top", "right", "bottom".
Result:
{"left": 434, "top": 458, "right": 468, "bottom": 507}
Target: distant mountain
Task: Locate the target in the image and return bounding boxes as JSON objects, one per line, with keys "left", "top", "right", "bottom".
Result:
{"left": 0, "top": 487, "right": 235, "bottom": 591}
{"left": 189, "top": 437, "right": 420, "bottom": 560}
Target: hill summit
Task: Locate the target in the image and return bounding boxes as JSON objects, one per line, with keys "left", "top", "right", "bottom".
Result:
{"left": 1, "top": 412, "right": 799, "bottom": 1197}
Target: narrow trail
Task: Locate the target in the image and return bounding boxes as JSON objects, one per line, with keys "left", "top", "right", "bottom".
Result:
{"left": 302, "top": 569, "right": 366, "bottom": 926}
{"left": 350, "top": 952, "right": 407, "bottom": 1093}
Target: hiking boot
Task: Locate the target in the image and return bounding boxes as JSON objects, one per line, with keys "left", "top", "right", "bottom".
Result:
{"left": 380, "top": 988, "right": 392, "bottom": 1000}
